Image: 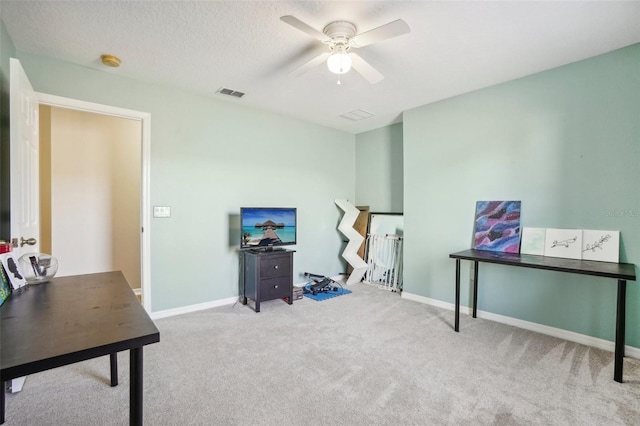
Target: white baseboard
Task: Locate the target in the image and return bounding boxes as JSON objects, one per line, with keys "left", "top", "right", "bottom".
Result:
{"left": 402, "top": 292, "right": 640, "bottom": 359}
{"left": 150, "top": 276, "right": 345, "bottom": 319}
{"left": 150, "top": 296, "right": 239, "bottom": 320}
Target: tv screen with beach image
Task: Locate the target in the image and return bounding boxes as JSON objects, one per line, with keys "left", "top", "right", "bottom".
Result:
{"left": 241, "top": 207, "right": 297, "bottom": 248}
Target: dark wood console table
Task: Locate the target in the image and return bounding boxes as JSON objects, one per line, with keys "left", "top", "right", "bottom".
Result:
{"left": 449, "top": 249, "right": 636, "bottom": 383}
{"left": 1, "top": 271, "right": 160, "bottom": 424}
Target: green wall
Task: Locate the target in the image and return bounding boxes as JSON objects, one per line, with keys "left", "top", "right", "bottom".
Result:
{"left": 12, "top": 51, "right": 355, "bottom": 313}
{"left": 355, "top": 122, "right": 403, "bottom": 212}
{"left": 404, "top": 44, "right": 640, "bottom": 346}
{"left": 0, "top": 18, "right": 15, "bottom": 241}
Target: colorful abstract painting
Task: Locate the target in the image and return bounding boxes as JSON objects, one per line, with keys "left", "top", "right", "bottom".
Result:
{"left": 473, "top": 201, "right": 521, "bottom": 253}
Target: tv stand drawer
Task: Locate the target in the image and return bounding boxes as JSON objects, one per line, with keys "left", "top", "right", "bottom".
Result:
{"left": 260, "top": 276, "right": 291, "bottom": 300}
{"left": 260, "top": 255, "right": 292, "bottom": 278}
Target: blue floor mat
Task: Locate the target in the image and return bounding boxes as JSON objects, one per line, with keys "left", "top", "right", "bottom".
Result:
{"left": 303, "top": 285, "right": 352, "bottom": 301}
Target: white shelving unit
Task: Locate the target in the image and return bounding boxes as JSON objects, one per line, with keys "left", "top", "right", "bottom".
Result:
{"left": 335, "top": 199, "right": 368, "bottom": 285}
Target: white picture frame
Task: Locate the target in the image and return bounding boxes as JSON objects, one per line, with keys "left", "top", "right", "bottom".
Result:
{"left": 0, "top": 253, "right": 27, "bottom": 289}
{"left": 520, "top": 227, "right": 546, "bottom": 255}
{"left": 544, "top": 228, "right": 583, "bottom": 260}
{"left": 582, "top": 230, "right": 620, "bottom": 263}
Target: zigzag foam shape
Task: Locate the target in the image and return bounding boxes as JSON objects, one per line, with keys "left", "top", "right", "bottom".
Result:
{"left": 335, "top": 199, "right": 368, "bottom": 285}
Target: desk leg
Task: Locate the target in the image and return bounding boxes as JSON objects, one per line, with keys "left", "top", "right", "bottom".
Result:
{"left": 455, "top": 259, "right": 460, "bottom": 332}
{"left": 110, "top": 353, "right": 118, "bottom": 387}
{"left": 130, "top": 347, "right": 143, "bottom": 426}
{"left": 614, "top": 279, "right": 626, "bottom": 383}
{"left": 473, "top": 261, "right": 479, "bottom": 319}
{"left": 1, "top": 381, "right": 5, "bottom": 424}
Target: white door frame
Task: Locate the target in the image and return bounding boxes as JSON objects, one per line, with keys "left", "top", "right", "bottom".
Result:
{"left": 37, "top": 92, "right": 152, "bottom": 313}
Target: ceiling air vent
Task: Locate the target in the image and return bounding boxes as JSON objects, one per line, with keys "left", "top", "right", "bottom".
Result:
{"left": 216, "top": 87, "right": 245, "bottom": 98}
{"left": 339, "top": 109, "right": 375, "bottom": 121}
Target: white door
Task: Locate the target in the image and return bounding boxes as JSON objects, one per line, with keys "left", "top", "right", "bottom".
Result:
{"left": 8, "top": 58, "right": 38, "bottom": 393}
{"left": 10, "top": 58, "right": 40, "bottom": 256}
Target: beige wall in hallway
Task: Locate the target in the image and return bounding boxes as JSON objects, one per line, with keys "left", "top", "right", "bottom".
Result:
{"left": 45, "top": 106, "right": 141, "bottom": 289}
{"left": 39, "top": 105, "right": 52, "bottom": 254}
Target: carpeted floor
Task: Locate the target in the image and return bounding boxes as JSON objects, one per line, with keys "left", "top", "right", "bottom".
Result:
{"left": 4, "top": 282, "right": 640, "bottom": 425}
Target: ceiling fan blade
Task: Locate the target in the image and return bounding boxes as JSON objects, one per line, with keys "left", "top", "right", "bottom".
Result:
{"left": 288, "top": 52, "right": 331, "bottom": 77}
{"left": 350, "top": 19, "right": 410, "bottom": 48}
{"left": 349, "top": 53, "right": 384, "bottom": 84}
{"left": 280, "top": 15, "right": 332, "bottom": 43}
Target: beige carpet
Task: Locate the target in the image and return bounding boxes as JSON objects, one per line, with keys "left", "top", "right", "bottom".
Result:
{"left": 4, "top": 282, "right": 640, "bottom": 425}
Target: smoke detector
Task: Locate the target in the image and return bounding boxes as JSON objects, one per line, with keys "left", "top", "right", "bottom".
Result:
{"left": 100, "top": 54, "right": 121, "bottom": 68}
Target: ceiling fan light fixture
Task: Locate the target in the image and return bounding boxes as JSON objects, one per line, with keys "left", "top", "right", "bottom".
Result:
{"left": 281, "top": 15, "right": 410, "bottom": 83}
{"left": 327, "top": 50, "right": 351, "bottom": 74}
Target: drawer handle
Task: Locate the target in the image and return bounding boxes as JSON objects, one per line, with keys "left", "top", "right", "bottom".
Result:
{"left": 274, "top": 265, "right": 279, "bottom": 269}
{"left": 274, "top": 285, "right": 278, "bottom": 289}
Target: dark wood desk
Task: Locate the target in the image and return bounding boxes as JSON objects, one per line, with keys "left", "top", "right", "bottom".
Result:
{"left": 449, "top": 249, "right": 636, "bottom": 383}
{"left": 1, "top": 271, "right": 160, "bottom": 425}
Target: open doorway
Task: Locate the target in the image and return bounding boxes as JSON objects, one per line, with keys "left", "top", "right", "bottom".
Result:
{"left": 37, "top": 92, "right": 151, "bottom": 311}
{"left": 40, "top": 105, "right": 142, "bottom": 291}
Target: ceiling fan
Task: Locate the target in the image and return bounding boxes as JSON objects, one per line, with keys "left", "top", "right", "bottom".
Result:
{"left": 280, "top": 15, "right": 410, "bottom": 84}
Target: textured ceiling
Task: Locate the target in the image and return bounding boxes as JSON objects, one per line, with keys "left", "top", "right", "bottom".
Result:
{"left": 2, "top": 1, "right": 639, "bottom": 134}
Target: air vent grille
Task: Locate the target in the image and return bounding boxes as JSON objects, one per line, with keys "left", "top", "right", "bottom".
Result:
{"left": 339, "top": 109, "right": 375, "bottom": 121}
{"left": 216, "top": 87, "right": 245, "bottom": 98}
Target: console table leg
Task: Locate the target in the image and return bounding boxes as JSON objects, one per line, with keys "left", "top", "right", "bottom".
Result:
{"left": 110, "top": 353, "right": 118, "bottom": 387}
{"left": 130, "top": 347, "right": 143, "bottom": 426}
{"left": 1, "top": 381, "right": 5, "bottom": 424}
{"left": 614, "top": 279, "right": 626, "bottom": 383}
{"left": 473, "top": 261, "right": 479, "bottom": 318}
{"left": 455, "top": 259, "right": 460, "bottom": 332}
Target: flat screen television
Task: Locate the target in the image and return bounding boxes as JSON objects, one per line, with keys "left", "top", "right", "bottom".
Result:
{"left": 240, "top": 207, "right": 297, "bottom": 250}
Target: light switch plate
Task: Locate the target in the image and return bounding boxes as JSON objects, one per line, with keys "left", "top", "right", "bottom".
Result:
{"left": 153, "top": 206, "right": 171, "bottom": 218}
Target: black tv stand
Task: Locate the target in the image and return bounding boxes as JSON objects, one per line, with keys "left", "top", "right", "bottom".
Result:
{"left": 241, "top": 249, "right": 295, "bottom": 312}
